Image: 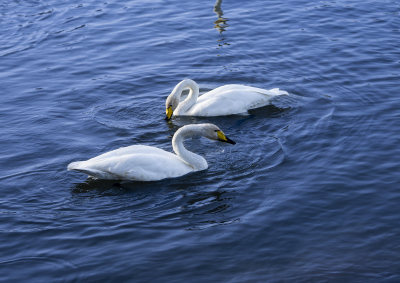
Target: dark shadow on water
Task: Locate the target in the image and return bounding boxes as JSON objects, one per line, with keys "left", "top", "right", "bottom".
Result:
{"left": 247, "top": 104, "right": 291, "bottom": 117}
{"left": 71, "top": 178, "right": 128, "bottom": 196}
{"left": 69, "top": 171, "right": 240, "bottom": 230}
{"left": 70, "top": 169, "right": 211, "bottom": 196}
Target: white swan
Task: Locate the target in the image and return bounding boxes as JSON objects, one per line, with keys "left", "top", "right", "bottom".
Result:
{"left": 165, "top": 79, "right": 288, "bottom": 120}
{"left": 67, "top": 123, "right": 235, "bottom": 181}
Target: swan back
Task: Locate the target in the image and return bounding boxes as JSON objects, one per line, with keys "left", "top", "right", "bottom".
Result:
{"left": 68, "top": 145, "right": 194, "bottom": 181}
{"left": 187, "top": 85, "right": 288, "bottom": 116}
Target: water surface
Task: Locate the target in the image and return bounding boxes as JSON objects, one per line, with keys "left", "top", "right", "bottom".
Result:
{"left": 1, "top": 0, "right": 399, "bottom": 281}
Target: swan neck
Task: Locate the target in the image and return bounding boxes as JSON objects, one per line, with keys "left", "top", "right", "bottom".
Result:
{"left": 175, "top": 80, "right": 199, "bottom": 115}
{"left": 172, "top": 126, "right": 207, "bottom": 171}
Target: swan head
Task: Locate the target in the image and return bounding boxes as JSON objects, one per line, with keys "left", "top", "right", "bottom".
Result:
{"left": 165, "top": 79, "right": 198, "bottom": 120}
{"left": 165, "top": 93, "right": 179, "bottom": 120}
{"left": 200, "top": 124, "right": 236, "bottom": 145}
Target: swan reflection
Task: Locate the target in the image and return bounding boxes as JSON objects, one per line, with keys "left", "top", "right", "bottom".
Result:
{"left": 70, "top": 177, "right": 239, "bottom": 230}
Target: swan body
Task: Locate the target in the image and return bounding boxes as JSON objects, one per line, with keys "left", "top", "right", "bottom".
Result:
{"left": 166, "top": 79, "right": 288, "bottom": 119}
{"left": 67, "top": 124, "right": 235, "bottom": 181}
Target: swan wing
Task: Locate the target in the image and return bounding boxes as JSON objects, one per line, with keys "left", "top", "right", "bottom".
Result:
{"left": 68, "top": 145, "right": 194, "bottom": 181}
{"left": 88, "top": 145, "right": 167, "bottom": 162}
{"left": 187, "top": 84, "right": 288, "bottom": 116}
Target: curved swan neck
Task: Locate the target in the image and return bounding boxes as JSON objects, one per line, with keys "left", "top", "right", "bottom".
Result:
{"left": 172, "top": 125, "right": 208, "bottom": 171}
{"left": 174, "top": 79, "right": 199, "bottom": 115}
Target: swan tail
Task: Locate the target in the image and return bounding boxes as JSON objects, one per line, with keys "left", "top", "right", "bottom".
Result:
{"left": 268, "top": 88, "right": 289, "bottom": 96}
{"left": 67, "top": 161, "right": 83, "bottom": 171}
{"left": 67, "top": 161, "right": 94, "bottom": 176}
{"left": 68, "top": 161, "right": 120, "bottom": 179}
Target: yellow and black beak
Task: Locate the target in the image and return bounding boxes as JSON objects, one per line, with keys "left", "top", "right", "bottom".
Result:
{"left": 217, "top": 130, "right": 236, "bottom": 145}
{"left": 165, "top": 106, "right": 173, "bottom": 120}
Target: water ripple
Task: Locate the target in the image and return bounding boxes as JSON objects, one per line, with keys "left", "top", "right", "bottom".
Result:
{"left": 1, "top": 0, "right": 400, "bottom": 281}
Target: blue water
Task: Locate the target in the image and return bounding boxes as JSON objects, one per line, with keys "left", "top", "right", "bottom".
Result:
{"left": 1, "top": 0, "right": 400, "bottom": 281}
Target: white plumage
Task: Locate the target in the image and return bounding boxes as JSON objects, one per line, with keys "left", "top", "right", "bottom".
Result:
{"left": 68, "top": 124, "right": 235, "bottom": 181}
{"left": 165, "top": 79, "right": 288, "bottom": 119}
